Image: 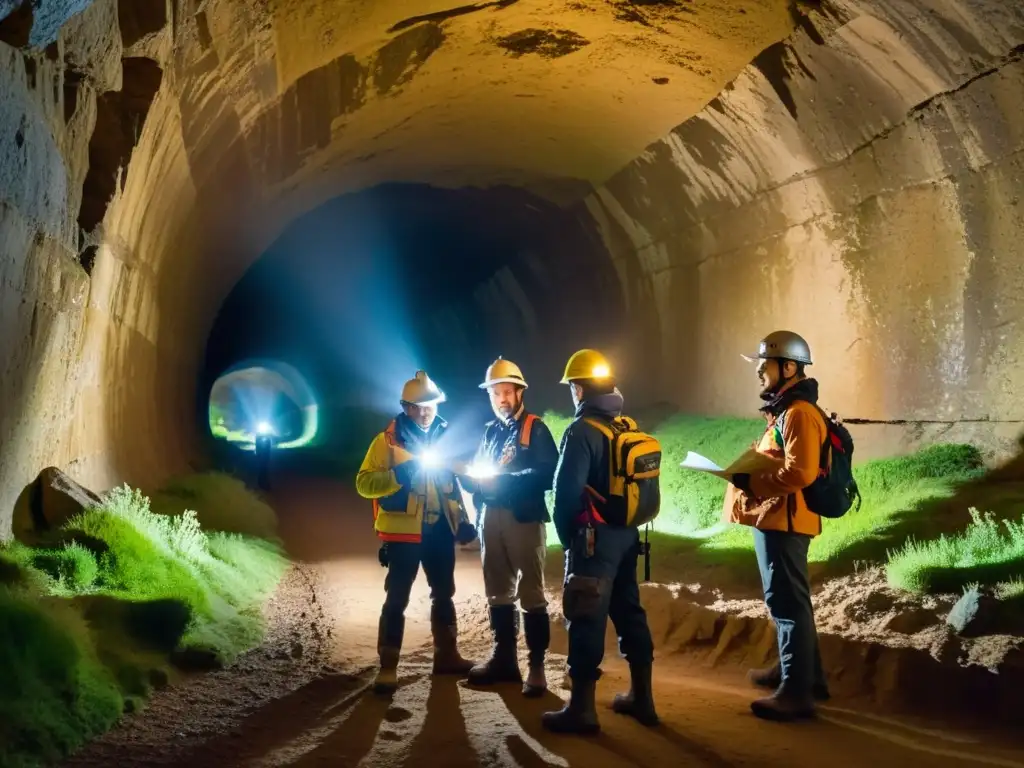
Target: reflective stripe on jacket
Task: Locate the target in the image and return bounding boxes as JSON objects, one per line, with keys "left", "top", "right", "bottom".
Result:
{"left": 355, "top": 419, "right": 467, "bottom": 543}
{"left": 723, "top": 399, "right": 825, "bottom": 537}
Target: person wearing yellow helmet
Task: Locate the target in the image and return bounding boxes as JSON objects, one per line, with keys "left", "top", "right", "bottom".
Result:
{"left": 541, "top": 350, "right": 659, "bottom": 735}
{"left": 457, "top": 357, "right": 559, "bottom": 698}
{"left": 355, "top": 370, "right": 478, "bottom": 695}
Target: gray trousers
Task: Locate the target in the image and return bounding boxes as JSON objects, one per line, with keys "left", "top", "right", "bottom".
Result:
{"left": 479, "top": 506, "right": 548, "bottom": 611}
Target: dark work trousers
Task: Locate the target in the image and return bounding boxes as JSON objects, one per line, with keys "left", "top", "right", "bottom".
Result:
{"left": 753, "top": 528, "right": 826, "bottom": 695}
{"left": 380, "top": 519, "right": 457, "bottom": 650}
{"left": 563, "top": 525, "right": 654, "bottom": 682}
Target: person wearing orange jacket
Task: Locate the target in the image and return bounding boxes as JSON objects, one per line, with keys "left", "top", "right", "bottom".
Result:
{"left": 355, "top": 370, "right": 478, "bottom": 694}
{"left": 724, "top": 331, "right": 831, "bottom": 721}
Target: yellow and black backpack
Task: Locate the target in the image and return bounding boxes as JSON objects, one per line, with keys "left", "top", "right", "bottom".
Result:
{"left": 583, "top": 415, "right": 662, "bottom": 528}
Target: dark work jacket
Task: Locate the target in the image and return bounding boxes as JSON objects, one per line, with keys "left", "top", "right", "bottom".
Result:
{"left": 469, "top": 408, "right": 558, "bottom": 524}
{"left": 552, "top": 390, "right": 624, "bottom": 549}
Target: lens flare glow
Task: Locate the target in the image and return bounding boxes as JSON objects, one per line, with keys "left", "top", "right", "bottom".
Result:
{"left": 467, "top": 462, "right": 497, "bottom": 480}
{"left": 419, "top": 449, "right": 441, "bottom": 469}
{"left": 592, "top": 364, "right": 610, "bottom": 378}
{"left": 257, "top": 421, "right": 273, "bottom": 435}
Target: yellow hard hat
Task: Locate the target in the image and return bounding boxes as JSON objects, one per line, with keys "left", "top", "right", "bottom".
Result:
{"left": 560, "top": 349, "right": 613, "bottom": 384}
{"left": 401, "top": 370, "right": 446, "bottom": 406}
{"left": 480, "top": 356, "right": 529, "bottom": 390}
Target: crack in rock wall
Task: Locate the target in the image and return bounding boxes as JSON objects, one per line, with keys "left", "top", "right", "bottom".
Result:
{"left": 578, "top": 0, "right": 1024, "bottom": 460}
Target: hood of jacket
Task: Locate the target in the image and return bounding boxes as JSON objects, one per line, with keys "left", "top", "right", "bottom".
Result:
{"left": 575, "top": 388, "right": 625, "bottom": 421}
{"left": 759, "top": 377, "right": 819, "bottom": 418}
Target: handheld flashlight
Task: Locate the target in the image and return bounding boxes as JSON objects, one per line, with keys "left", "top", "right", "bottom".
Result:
{"left": 467, "top": 462, "right": 497, "bottom": 480}
{"left": 419, "top": 449, "right": 441, "bottom": 469}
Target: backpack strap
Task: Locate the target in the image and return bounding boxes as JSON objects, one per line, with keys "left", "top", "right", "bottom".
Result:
{"left": 774, "top": 405, "right": 832, "bottom": 471}
{"left": 520, "top": 413, "right": 538, "bottom": 449}
{"left": 582, "top": 417, "right": 614, "bottom": 441}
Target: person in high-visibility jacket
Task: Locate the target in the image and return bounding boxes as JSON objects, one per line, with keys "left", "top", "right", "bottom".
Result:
{"left": 459, "top": 357, "right": 559, "bottom": 697}
{"left": 356, "top": 370, "right": 479, "bottom": 694}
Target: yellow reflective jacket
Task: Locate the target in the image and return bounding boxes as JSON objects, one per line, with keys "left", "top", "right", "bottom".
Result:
{"left": 355, "top": 418, "right": 467, "bottom": 543}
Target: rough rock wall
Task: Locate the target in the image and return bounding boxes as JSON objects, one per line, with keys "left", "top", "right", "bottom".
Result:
{"left": 0, "top": 0, "right": 796, "bottom": 538}
{"left": 581, "top": 0, "right": 1024, "bottom": 459}
{"left": 0, "top": 0, "right": 194, "bottom": 535}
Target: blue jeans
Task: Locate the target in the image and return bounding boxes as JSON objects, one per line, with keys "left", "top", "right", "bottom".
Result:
{"left": 563, "top": 525, "right": 654, "bottom": 682}
{"left": 753, "top": 528, "right": 825, "bottom": 695}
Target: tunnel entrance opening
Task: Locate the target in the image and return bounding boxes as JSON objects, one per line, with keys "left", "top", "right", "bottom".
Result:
{"left": 201, "top": 181, "right": 629, "bottom": 479}
{"left": 207, "top": 359, "right": 317, "bottom": 451}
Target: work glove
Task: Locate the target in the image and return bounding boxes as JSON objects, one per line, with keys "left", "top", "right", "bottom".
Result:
{"left": 456, "top": 521, "right": 478, "bottom": 545}
{"left": 378, "top": 543, "right": 389, "bottom": 568}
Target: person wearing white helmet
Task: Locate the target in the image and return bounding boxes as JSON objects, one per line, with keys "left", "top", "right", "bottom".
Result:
{"left": 356, "top": 370, "right": 478, "bottom": 695}
{"left": 458, "top": 357, "right": 558, "bottom": 697}
{"left": 726, "top": 331, "right": 834, "bottom": 721}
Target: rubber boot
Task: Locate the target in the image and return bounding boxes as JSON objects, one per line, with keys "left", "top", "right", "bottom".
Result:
{"left": 522, "top": 610, "right": 550, "bottom": 698}
{"left": 750, "top": 683, "right": 816, "bottom": 722}
{"left": 611, "top": 662, "right": 659, "bottom": 726}
{"left": 541, "top": 679, "right": 600, "bottom": 735}
{"left": 748, "top": 661, "right": 830, "bottom": 701}
{"left": 468, "top": 605, "right": 522, "bottom": 685}
{"left": 374, "top": 647, "right": 400, "bottom": 695}
{"left": 374, "top": 614, "right": 402, "bottom": 695}
{"left": 431, "top": 619, "right": 475, "bottom": 676}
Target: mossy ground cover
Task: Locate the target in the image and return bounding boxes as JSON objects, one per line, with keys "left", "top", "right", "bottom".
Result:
{"left": 0, "top": 475, "right": 287, "bottom": 768}
{"left": 538, "top": 410, "right": 1014, "bottom": 591}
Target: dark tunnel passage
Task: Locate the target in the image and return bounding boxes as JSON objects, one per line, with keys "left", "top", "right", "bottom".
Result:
{"left": 201, "top": 183, "right": 632, "bottom": 476}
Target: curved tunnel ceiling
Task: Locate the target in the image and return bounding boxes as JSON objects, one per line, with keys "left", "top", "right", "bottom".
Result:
{"left": 157, "top": 0, "right": 796, "bottom": 345}
{"left": 1, "top": 0, "right": 1024, "bottom": 530}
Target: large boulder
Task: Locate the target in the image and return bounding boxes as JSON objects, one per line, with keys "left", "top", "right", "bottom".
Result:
{"left": 11, "top": 466, "right": 102, "bottom": 544}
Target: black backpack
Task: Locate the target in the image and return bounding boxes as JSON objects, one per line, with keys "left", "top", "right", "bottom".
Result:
{"left": 775, "top": 405, "right": 861, "bottom": 519}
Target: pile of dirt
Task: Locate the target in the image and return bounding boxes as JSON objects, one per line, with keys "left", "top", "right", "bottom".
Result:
{"left": 545, "top": 569, "right": 1024, "bottom": 730}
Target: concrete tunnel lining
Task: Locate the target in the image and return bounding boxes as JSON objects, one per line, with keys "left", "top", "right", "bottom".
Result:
{"left": 2, "top": 0, "right": 1024, "bottom": 534}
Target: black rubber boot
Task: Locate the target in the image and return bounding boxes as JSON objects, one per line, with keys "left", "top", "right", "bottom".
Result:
{"left": 748, "top": 662, "right": 830, "bottom": 701}
{"left": 522, "top": 610, "right": 550, "bottom": 698}
{"left": 611, "top": 662, "right": 659, "bottom": 727}
{"left": 467, "top": 605, "right": 522, "bottom": 685}
{"left": 541, "top": 679, "right": 600, "bottom": 735}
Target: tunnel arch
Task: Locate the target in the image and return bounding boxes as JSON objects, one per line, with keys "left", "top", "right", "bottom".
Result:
{"left": 1, "top": 0, "right": 1023, "bottom": 533}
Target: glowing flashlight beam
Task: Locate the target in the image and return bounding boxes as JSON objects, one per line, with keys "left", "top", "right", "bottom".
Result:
{"left": 419, "top": 449, "right": 441, "bottom": 469}
{"left": 467, "top": 462, "right": 497, "bottom": 480}
{"left": 256, "top": 421, "right": 273, "bottom": 435}
{"left": 592, "top": 364, "right": 610, "bottom": 378}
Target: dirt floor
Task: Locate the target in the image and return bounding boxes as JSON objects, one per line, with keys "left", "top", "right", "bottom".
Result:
{"left": 62, "top": 478, "right": 1024, "bottom": 767}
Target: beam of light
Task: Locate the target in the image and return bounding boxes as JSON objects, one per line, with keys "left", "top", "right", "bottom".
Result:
{"left": 418, "top": 448, "right": 441, "bottom": 469}
{"left": 592, "top": 363, "right": 610, "bottom": 378}
{"left": 257, "top": 420, "right": 273, "bottom": 435}
{"left": 466, "top": 461, "right": 497, "bottom": 479}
